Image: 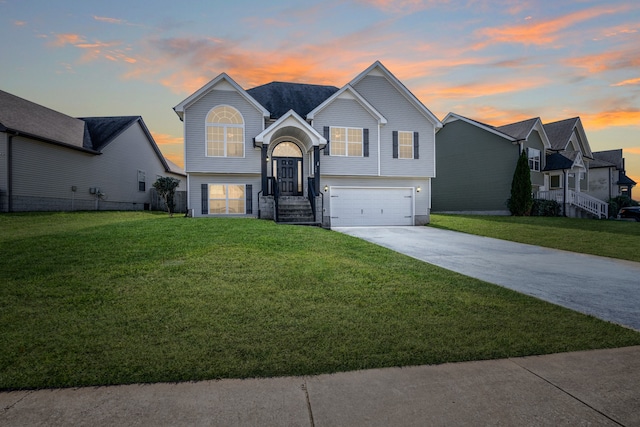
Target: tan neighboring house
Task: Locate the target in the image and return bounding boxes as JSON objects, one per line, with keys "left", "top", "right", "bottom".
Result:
{"left": 0, "top": 89, "right": 185, "bottom": 212}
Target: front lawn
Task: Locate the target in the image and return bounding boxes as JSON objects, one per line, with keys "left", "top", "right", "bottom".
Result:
{"left": 1, "top": 212, "right": 639, "bottom": 390}
{"left": 430, "top": 214, "right": 640, "bottom": 263}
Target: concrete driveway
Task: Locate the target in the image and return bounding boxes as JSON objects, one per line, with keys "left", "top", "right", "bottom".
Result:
{"left": 333, "top": 226, "right": 640, "bottom": 331}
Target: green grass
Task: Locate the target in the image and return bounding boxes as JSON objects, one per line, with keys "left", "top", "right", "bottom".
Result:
{"left": 1, "top": 212, "right": 639, "bottom": 390}
{"left": 429, "top": 214, "right": 640, "bottom": 263}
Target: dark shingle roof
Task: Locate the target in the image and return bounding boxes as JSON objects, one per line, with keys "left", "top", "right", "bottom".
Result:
{"left": 247, "top": 82, "right": 339, "bottom": 119}
{"left": 543, "top": 117, "right": 579, "bottom": 150}
{"left": 79, "top": 116, "right": 140, "bottom": 151}
{"left": 0, "top": 89, "right": 87, "bottom": 149}
{"left": 495, "top": 117, "right": 540, "bottom": 140}
{"left": 592, "top": 149, "right": 623, "bottom": 169}
{"left": 618, "top": 173, "right": 637, "bottom": 186}
{"left": 544, "top": 152, "right": 577, "bottom": 171}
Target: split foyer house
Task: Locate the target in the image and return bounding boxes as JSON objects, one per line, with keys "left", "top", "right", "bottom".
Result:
{"left": 173, "top": 61, "right": 443, "bottom": 227}
{"left": 433, "top": 113, "right": 609, "bottom": 218}
{"left": 0, "top": 89, "right": 185, "bottom": 212}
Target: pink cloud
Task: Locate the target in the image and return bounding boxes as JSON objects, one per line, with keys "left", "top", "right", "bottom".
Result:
{"left": 48, "top": 33, "right": 86, "bottom": 47}
{"left": 565, "top": 48, "right": 640, "bottom": 73}
{"left": 612, "top": 77, "right": 640, "bottom": 87}
{"left": 474, "top": 5, "right": 628, "bottom": 49}
{"left": 93, "top": 16, "right": 124, "bottom": 25}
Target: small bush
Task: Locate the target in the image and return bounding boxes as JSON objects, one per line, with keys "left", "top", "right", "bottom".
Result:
{"left": 531, "top": 199, "right": 561, "bottom": 217}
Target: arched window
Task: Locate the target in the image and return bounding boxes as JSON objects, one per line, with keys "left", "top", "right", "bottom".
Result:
{"left": 272, "top": 141, "right": 302, "bottom": 157}
{"left": 206, "top": 106, "right": 244, "bottom": 157}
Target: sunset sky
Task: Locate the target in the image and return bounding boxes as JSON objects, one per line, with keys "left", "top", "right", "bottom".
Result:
{"left": 1, "top": 0, "right": 639, "bottom": 187}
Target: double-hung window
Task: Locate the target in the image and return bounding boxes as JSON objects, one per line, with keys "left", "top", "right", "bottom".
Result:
{"left": 330, "top": 127, "right": 363, "bottom": 157}
{"left": 527, "top": 148, "right": 541, "bottom": 172}
{"left": 206, "top": 106, "right": 244, "bottom": 157}
{"left": 398, "top": 131, "right": 414, "bottom": 159}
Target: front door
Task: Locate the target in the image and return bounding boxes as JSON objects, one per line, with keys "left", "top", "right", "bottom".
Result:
{"left": 276, "top": 157, "right": 298, "bottom": 196}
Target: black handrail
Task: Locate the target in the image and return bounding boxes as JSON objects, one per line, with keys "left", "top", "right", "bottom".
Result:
{"left": 307, "top": 177, "right": 317, "bottom": 223}
{"left": 271, "top": 177, "right": 279, "bottom": 222}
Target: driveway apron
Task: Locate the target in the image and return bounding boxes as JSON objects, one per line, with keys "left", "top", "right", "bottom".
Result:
{"left": 333, "top": 226, "right": 640, "bottom": 331}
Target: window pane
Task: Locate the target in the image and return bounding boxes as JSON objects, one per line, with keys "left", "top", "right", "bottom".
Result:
{"left": 207, "top": 106, "right": 243, "bottom": 125}
{"left": 348, "top": 141, "right": 362, "bottom": 156}
{"left": 209, "top": 200, "right": 227, "bottom": 214}
{"left": 332, "top": 127, "right": 346, "bottom": 142}
{"left": 273, "top": 142, "right": 302, "bottom": 157}
{"left": 227, "top": 185, "right": 245, "bottom": 199}
{"left": 209, "top": 185, "right": 226, "bottom": 198}
{"left": 207, "top": 126, "right": 225, "bottom": 156}
{"left": 227, "top": 142, "right": 243, "bottom": 157}
{"left": 227, "top": 199, "right": 245, "bottom": 214}
{"left": 332, "top": 140, "right": 346, "bottom": 156}
{"left": 399, "top": 131, "right": 413, "bottom": 159}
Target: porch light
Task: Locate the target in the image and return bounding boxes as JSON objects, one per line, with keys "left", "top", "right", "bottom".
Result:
{"left": 417, "top": 186, "right": 421, "bottom": 193}
{"left": 324, "top": 185, "right": 328, "bottom": 192}
{"left": 266, "top": 156, "right": 270, "bottom": 162}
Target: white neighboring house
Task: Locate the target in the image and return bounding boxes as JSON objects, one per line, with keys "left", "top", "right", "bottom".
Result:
{"left": 588, "top": 149, "right": 636, "bottom": 202}
{"left": 0, "top": 89, "right": 185, "bottom": 212}
{"left": 173, "top": 61, "right": 442, "bottom": 227}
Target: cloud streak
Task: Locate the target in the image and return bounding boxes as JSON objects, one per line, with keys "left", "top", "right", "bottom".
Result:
{"left": 474, "top": 5, "right": 629, "bottom": 49}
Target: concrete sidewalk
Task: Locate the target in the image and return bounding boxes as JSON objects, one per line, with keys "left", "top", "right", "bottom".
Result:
{"left": 2, "top": 346, "right": 639, "bottom": 426}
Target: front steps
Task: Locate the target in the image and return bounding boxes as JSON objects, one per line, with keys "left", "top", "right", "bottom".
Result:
{"left": 277, "top": 196, "right": 318, "bottom": 225}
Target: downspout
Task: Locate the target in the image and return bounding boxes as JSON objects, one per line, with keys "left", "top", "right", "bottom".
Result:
{"left": 7, "top": 134, "right": 13, "bottom": 212}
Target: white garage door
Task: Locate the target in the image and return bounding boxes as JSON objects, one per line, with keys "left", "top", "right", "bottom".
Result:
{"left": 330, "top": 187, "right": 414, "bottom": 227}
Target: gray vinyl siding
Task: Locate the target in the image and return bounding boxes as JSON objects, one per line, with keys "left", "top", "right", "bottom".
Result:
{"left": 6, "top": 123, "right": 183, "bottom": 212}
{"left": 524, "top": 130, "right": 545, "bottom": 187}
{"left": 352, "top": 75, "right": 435, "bottom": 177}
{"left": 313, "top": 98, "right": 379, "bottom": 176}
{"left": 321, "top": 176, "right": 431, "bottom": 225}
{"left": 184, "top": 89, "right": 264, "bottom": 174}
{"left": 188, "top": 173, "right": 260, "bottom": 217}
{"left": 432, "top": 119, "right": 519, "bottom": 213}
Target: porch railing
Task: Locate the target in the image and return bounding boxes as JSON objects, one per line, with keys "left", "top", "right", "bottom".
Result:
{"left": 536, "top": 189, "right": 608, "bottom": 219}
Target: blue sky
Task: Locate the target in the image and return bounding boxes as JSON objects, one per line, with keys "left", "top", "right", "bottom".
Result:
{"left": 1, "top": 0, "right": 639, "bottom": 184}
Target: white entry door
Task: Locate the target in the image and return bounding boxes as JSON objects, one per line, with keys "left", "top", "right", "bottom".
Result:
{"left": 330, "top": 187, "right": 414, "bottom": 227}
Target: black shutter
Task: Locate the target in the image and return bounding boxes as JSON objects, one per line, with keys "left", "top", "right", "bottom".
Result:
{"left": 323, "top": 126, "right": 330, "bottom": 155}
{"left": 392, "top": 131, "right": 398, "bottom": 159}
{"left": 246, "top": 184, "right": 252, "bottom": 214}
{"left": 413, "top": 132, "right": 419, "bottom": 159}
{"left": 201, "top": 184, "right": 208, "bottom": 215}
{"left": 363, "top": 128, "right": 369, "bottom": 157}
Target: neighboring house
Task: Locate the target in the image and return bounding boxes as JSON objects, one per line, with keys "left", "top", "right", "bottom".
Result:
{"left": 173, "top": 61, "right": 443, "bottom": 227}
{"left": 588, "top": 149, "right": 636, "bottom": 201}
{"left": 432, "top": 113, "right": 550, "bottom": 215}
{"left": 0, "top": 89, "right": 185, "bottom": 212}
{"left": 433, "top": 113, "right": 608, "bottom": 218}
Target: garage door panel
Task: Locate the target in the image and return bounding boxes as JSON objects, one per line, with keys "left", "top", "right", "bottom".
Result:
{"left": 331, "top": 187, "right": 413, "bottom": 227}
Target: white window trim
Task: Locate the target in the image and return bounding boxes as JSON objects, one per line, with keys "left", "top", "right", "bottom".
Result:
{"left": 398, "top": 130, "right": 414, "bottom": 160}
{"left": 205, "top": 105, "right": 245, "bottom": 158}
{"left": 527, "top": 147, "right": 541, "bottom": 172}
{"left": 330, "top": 126, "right": 364, "bottom": 157}
{"left": 208, "top": 184, "right": 246, "bottom": 215}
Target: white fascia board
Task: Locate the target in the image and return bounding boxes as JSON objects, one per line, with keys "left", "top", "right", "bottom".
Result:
{"left": 254, "top": 109, "right": 326, "bottom": 145}
{"left": 531, "top": 118, "right": 552, "bottom": 149}
{"left": 574, "top": 117, "right": 593, "bottom": 158}
{"left": 350, "top": 61, "right": 443, "bottom": 129}
{"left": 307, "top": 84, "right": 387, "bottom": 125}
{"left": 442, "top": 112, "right": 516, "bottom": 141}
{"left": 172, "top": 73, "right": 270, "bottom": 120}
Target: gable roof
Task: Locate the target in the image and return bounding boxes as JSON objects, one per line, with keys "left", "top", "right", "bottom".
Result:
{"left": 0, "top": 89, "right": 90, "bottom": 151}
{"left": 496, "top": 117, "right": 540, "bottom": 140}
{"left": 79, "top": 116, "right": 141, "bottom": 151}
{"left": 543, "top": 117, "right": 592, "bottom": 158}
{"left": 306, "top": 84, "right": 387, "bottom": 124}
{"left": 254, "top": 109, "right": 326, "bottom": 151}
{"left": 440, "top": 112, "right": 517, "bottom": 141}
{"left": 173, "top": 73, "right": 269, "bottom": 121}
{"left": 247, "top": 82, "right": 339, "bottom": 119}
{"left": 349, "top": 61, "right": 443, "bottom": 128}
{"left": 544, "top": 151, "right": 581, "bottom": 171}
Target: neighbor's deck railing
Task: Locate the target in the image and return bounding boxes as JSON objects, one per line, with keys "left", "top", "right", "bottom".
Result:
{"left": 536, "top": 189, "right": 608, "bottom": 219}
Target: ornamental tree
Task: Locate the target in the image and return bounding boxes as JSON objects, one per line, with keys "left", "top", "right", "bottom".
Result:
{"left": 153, "top": 176, "right": 180, "bottom": 217}
{"left": 508, "top": 148, "right": 533, "bottom": 216}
